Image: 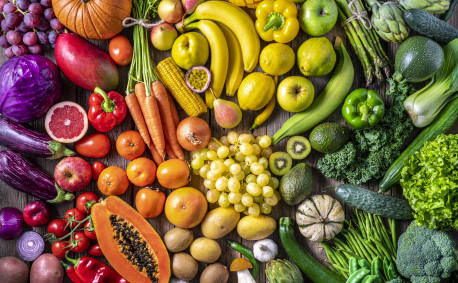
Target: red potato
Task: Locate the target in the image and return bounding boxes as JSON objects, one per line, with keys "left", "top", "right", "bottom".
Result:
{"left": 0, "top": 256, "right": 28, "bottom": 283}
{"left": 30, "top": 253, "right": 64, "bottom": 283}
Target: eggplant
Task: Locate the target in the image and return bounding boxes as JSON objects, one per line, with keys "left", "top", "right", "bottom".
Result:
{"left": 0, "top": 115, "right": 74, "bottom": 159}
{"left": 0, "top": 151, "right": 74, "bottom": 203}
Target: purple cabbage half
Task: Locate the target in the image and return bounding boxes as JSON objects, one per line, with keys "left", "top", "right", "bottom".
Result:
{"left": 0, "top": 150, "right": 74, "bottom": 203}
{"left": 0, "top": 55, "right": 61, "bottom": 123}
{"left": 0, "top": 115, "right": 74, "bottom": 159}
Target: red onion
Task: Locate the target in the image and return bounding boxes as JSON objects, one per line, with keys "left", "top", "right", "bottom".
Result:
{"left": 0, "top": 207, "right": 23, "bottom": 240}
{"left": 177, "top": 117, "right": 211, "bottom": 151}
{"left": 16, "top": 231, "right": 44, "bottom": 261}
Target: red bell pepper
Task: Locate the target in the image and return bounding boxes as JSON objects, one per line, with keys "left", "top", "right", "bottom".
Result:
{"left": 66, "top": 255, "right": 127, "bottom": 283}
{"left": 88, "top": 87, "right": 127, "bottom": 132}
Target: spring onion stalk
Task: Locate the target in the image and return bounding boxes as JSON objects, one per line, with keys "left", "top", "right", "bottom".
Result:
{"left": 404, "top": 38, "right": 458, "bottom": 127}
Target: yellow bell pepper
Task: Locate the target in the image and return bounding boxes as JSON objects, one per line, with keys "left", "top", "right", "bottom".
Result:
{"left": 255, "top": 0, "right": 299, "bottom": 43}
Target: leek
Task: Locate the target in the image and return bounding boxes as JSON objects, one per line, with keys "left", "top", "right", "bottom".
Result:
{"left": 404, "top": 38, "right": 458, "bottom": 127}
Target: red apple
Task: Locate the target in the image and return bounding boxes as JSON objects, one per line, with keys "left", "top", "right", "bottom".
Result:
{"left": 151, "top": 23, "right": 178, "bottom": 51}
{"left": 23, "top": 201, "right": 51, "bottom": 227}
{"left": 54, "top": 157, "right": 92, "bottom": 192}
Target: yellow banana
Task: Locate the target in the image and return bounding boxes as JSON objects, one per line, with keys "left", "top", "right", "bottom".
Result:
{"left": 228, "top": 0, "right": 263, "bottom": 8}
{"left": 217, "top": 23, "right": 244, "bottom": 96}
{"left": 177, "top": 0, "right": 260, "bottom": 72}
{"left": 186, "top": 20, "right": 228, "bottom": 109}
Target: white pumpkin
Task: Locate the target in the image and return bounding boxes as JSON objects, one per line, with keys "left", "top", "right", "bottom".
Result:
{"left": 296, "top": 194, "right": 345, "bottom": 242}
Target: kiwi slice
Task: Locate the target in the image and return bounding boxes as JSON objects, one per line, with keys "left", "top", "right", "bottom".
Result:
{"left": 269, "top": 152, "right": 293, "bottom": 176}
{"left": 286, "top": 136, "right": 311, "bottom": 160}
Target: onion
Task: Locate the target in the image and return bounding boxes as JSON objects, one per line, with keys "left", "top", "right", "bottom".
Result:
{"left": 0, "top": 207, "right": 23, "bottom": 240}
{"left": 16, "top": 231, "right": 44, "bottom": 261}
{"left": 177, "top": 117, "right": 211, "bottom": 151}
{"left": 157, "top": 0, "right": 184, "bottom": 24}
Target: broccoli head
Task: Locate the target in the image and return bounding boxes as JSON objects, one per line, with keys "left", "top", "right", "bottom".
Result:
{"left": 396, "top": 221, "right": 457, "bottom": 283}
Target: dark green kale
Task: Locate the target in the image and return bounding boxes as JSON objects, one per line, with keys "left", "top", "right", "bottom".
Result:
{"left": 317, "top": 79, "right": 415, "bottom": 184}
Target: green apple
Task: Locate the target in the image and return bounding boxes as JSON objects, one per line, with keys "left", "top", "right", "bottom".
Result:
{"left": 299, "top": 0, "right": 338, "bottom": 36}
{"left": 277, "top": 76, "right": 315, "bottom": 113}
{"left": 171, "top": 32, "right": 209, "bottom": 70}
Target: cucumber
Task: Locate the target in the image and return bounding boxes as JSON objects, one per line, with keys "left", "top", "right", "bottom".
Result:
{"left": 393, "top": 36, "right": 444, "bottom": 84}
{"left": 279, "top": 217, "right": 345, "bottom": 283}
{"left": 379, "top": 97, "right": 458, "bottom": 192}
{"left": 404, "top": 9, "right": 458, "bottom": 44}
{"left": 334, "top": 184, "right": 413, "bottom": 220}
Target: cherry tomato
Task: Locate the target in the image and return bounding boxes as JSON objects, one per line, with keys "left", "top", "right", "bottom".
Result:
{"left": 92, "top": 162, "right": 105, "bottom": 181}
{"left": 109, "top": 35, "right": 133, "bottom": 66}
{"left": 88, "top": 243, "right": 103, "bottom": 257}
{"left": 84, "top": 220, "right": 97, "bottom": 240}
{"left": 47, "top": 219, "right": 70, "bottom": 238}
{"left": 76, "top": 192, "right": 99, "bottom": 214}
{"left": 52, "top": 241, "right": 69, "bottom": 258}
{"left": 71, "top": 231, "right": 90, "bottom": 253}
{"left": 75, "top": 133, "right": 110, "bottom": 158}
{"left": 64, "top": 208, "right": 86, "bottom": 229}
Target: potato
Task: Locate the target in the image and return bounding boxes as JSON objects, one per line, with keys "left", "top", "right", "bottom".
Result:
{"left": 30, "top": 254, "right": 64, "bottom": 283}
{"left": 201, "top": 207, "right": 240, "bottom": 239}
{"left": 0, "top": 256, "right": 29, "bottom": 283}
{"left": 237, "top": 215, "right": 276, "bottom": 240}
{"left": 190, "top": 237, "right": 221, "bottom": 263}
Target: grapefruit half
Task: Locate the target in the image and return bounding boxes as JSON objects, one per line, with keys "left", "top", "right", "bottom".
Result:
{"left": 45, "top": 101, "right": 88, "bottom": 143}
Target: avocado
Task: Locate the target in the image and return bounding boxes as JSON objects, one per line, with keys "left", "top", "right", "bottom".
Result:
{"left": 279, "top": 163, "right": 313, "bottom": 205}
{"left": 309, "top": 122, "right": 350, "bottom": 154}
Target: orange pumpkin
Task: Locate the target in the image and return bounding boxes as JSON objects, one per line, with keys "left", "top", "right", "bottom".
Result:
{"left": 52, "top": 0, "right": 132, "bottom": 40}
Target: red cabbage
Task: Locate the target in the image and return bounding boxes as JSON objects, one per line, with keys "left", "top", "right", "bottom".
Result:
{"left": 0, "top": 55, "right": 61, "bottom": 123}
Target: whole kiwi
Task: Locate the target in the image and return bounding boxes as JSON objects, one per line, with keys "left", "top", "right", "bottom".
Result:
{"left": 172, "top": 253, "right": 198, "bottom": 281}
{"left": 200, "top": 263, "right": 229, "bottom": 283}
{"left": 164, "top": 227, "right": 194, "bottom": 252}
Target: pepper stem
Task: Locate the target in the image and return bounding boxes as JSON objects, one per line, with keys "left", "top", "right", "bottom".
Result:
{"left": 358, "top": 103, "right": 371, "bottom": 122}
{"left": 94, "top": 87, "right": 116, "bottom": 113}
{"left": 65, "top": 253, "right": 79, "bottom": 269}
{"left": 264, "top": 12, "right": 285, "bottom": 31}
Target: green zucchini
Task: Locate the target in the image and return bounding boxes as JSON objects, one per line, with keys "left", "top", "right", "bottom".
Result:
{"left": 279, "top": 217, "right": 345, "bottom": 283}
{"left": 393, "top": 36, "right": 444, "bottom": 84}
{"left": 379, "top": 97, "right": 458, "bottom": 192}
{"left": 404, "top": 9, "right": 458, "bottom": 44}
{"left": 334, "top": 184, "right": 413, "bottom": 219}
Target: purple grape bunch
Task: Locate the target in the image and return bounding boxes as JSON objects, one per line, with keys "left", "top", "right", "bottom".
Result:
{"left": 0, "top": 0, "right": 63, "bottom": 57}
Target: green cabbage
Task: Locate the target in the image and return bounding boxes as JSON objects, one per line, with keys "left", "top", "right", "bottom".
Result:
{"left": 401, "top": 134, "right": 458, "bottom": 230}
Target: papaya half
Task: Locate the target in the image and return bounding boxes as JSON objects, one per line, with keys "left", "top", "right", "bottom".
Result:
{"left": 91, "top": 196, "right": 170, "bottom": 283}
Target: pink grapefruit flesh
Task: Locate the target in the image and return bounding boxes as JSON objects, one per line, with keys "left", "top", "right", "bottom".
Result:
{"left": 45, "top": 101, "right": 88, "bottom": 143}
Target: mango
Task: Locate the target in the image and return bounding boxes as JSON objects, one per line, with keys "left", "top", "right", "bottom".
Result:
{"left": 237, "top": 215, "right": 277, "bottom": 240}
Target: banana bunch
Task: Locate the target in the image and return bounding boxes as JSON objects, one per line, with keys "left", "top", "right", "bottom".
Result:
{"left": 176, "top": 1, "right": 261, "bottom": 108}
{"left": 228, "top": 0, "right": 264, "bottom": 8}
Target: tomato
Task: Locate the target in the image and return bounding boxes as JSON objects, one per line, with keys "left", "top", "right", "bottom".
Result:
{"left": 47, "top": 219, "right": 70, "bottom": 238}
{"left": 52, "top": 241, "right": 69, "bottom": 258}
{"left": 156, "top": 159, "right": 190, "bottom": 189}
{"left": 75, "top": 133, "right": 110, "bottom": 158}
{"left": 76, "top": 192, "right": 99, "bottom": 214}
{"left": 71, "top": 231, "right": 90, "bottom": 253}
{"left": 88, "top": 243, "right": 103, "bottom": 257}
{"left": 64, "top": 208, "right": 86, "bottom": 229}
{"left": 92, "top": 161, "right": 105, "bottom": 181}
{"left": 108, "top": 35, "right": 133, "bottom": 66}
{"left": 135, "top": 188, "right": 165, "bottom": 219}
{"left": 84, "top": 220, "right": 97, "bottom": 240}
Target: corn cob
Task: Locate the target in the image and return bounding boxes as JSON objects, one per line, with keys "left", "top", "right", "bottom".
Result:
{"left": 228, "top": 0, "right": 263, "bottom": 8}
{"left": 155, "top": 57, "right": 207, "bottom": 117}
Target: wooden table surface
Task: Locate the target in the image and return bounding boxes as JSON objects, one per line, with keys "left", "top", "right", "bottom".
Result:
{"left": 0, "top": 3, "right": 457, "bottom": 283}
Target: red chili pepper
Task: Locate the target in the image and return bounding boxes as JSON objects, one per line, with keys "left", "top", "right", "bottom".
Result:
{"left": 88, "top": 87, "right": 127, "bottom": 132}
{"left": 62, "top": 261, "right": 84, "bottom": 283}
{"left": 66, "top": 255, "right": 127, "bottom": 283}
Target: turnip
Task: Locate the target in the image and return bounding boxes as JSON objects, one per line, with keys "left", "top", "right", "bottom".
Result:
{"left": 30, "top": 253, "right": 63, "bottom": 283}
{"left": 0, "top": 256, "right": 29, "bottom": 283}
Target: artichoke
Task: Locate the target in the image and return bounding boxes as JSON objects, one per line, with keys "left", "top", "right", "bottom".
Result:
{"left": 399, "top": 0, "right": 450, "bottom": 14}
{"left": 265, "top": 259, "right": 304, "bottom": 283}
{"left": 368, "top": 0, "right": 410, "bottom": 43}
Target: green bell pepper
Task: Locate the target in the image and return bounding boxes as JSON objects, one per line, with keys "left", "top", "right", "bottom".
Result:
{"left": 342, "top": 88, "right": 385, "bottom": 130}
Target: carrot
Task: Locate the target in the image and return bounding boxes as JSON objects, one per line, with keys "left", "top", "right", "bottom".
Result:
{"left": 152, "top": 81, "right": 184, "bottom": 160}
{"left": 135, "top": 82, "right": 165, "bottom": 159}
{"left": 165, "top": 140, "right": 178, "bottom": 159}
{"left": 149, "top": 146, "right": 163, "bottom": 166}
{"left": 167, "top": 90, "right": 180, "bottom": 128}
{"left": 125, "top": 93, "right": 152, "bottom": 148}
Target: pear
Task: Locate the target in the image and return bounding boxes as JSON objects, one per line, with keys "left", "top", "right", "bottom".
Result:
{"left": 181, "top": 0, "right": 204, "bottom": 14}
{"left": 214, "top": 98, "right": 242, "bottom": 129}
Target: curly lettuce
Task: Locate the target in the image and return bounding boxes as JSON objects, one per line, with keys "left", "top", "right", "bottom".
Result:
{"left": 401, "top": 134, "right": 458, "bottom": 230}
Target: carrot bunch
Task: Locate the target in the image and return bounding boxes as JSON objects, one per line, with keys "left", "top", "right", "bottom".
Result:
{"left": 125, "top": 0, "right": 183, "bottom": 165}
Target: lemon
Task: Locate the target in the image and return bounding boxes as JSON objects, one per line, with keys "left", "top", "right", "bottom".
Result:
{"left": 297, "top": 37, "right": 336, "bottom": 77}
{"left": 237, "top": 72, "right": 275, "bottom": 110}
{"left": 259, "top": 43, "right": 295, "bottom": 76}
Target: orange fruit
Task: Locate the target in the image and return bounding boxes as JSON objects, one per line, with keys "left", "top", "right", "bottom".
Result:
{"left": 164, "top": 187, "right": 207, "bottom": 228}
{"left": 157, "top": 159, "right": 189, "bottom": 189}
{"left": 97, "top": 166, "right": 130, "bottom": 196}
{"left": 116, "top": 130, "right": 146, "bottom": 160}
{"left": 126, "top": 157, "right": 157, "bottom": 187}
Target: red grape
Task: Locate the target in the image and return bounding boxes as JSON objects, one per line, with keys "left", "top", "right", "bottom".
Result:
{"left": 16, "top": 21, "right": 30, "bottom": 33}
{"left": 43, "top": 7, "right": 54, "bottom": 20}
{"left": 5, "top": 46, "right": 14, "bottom": 57}
{"left": 40, "top": 0, "right": 51, "bottom": 8}
{"left": 36, "top": 16, "right": 49, "bottom": 31}
{"left": 23, "top": 31, "right": 37, "bottom": 45}
{"left": 6, "top": 30, "right": 21, "bottom": 45}
{"left": 5, "top": 13, "right": 21, "bottom": 28}
{"left": 28, "top": 3, "right": 44, "bottom": 15}
{"left": 28, "top": 43, "right": 42, "bottom": 54}
{"left": 24, "top": 12, "right": 39, "bottom": 28}
{"left": 0, "top": 0, "right": 8, "bottom": 11}
{"left": 17, "top": 0, "right": 30, "bottom": 10}
{"left": 50, "top": 18, "right": 62, "bottom": 30}
{"left": 12, "top": 44, "right": 27, "bottom": 56}
{"left": 1, "top": 19, "right": 11, "bottom": 32}
{"left": 37, "top": 31, "right": 48, "bottom": 44}
{"left": 3, "top": 3, "right": 16, "bottom": 13}
{"left": 0, "top": 35, "right": 10, "bottom": 48}
{"left": 47, "top": 30, "right": 57, "bottom": 44}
